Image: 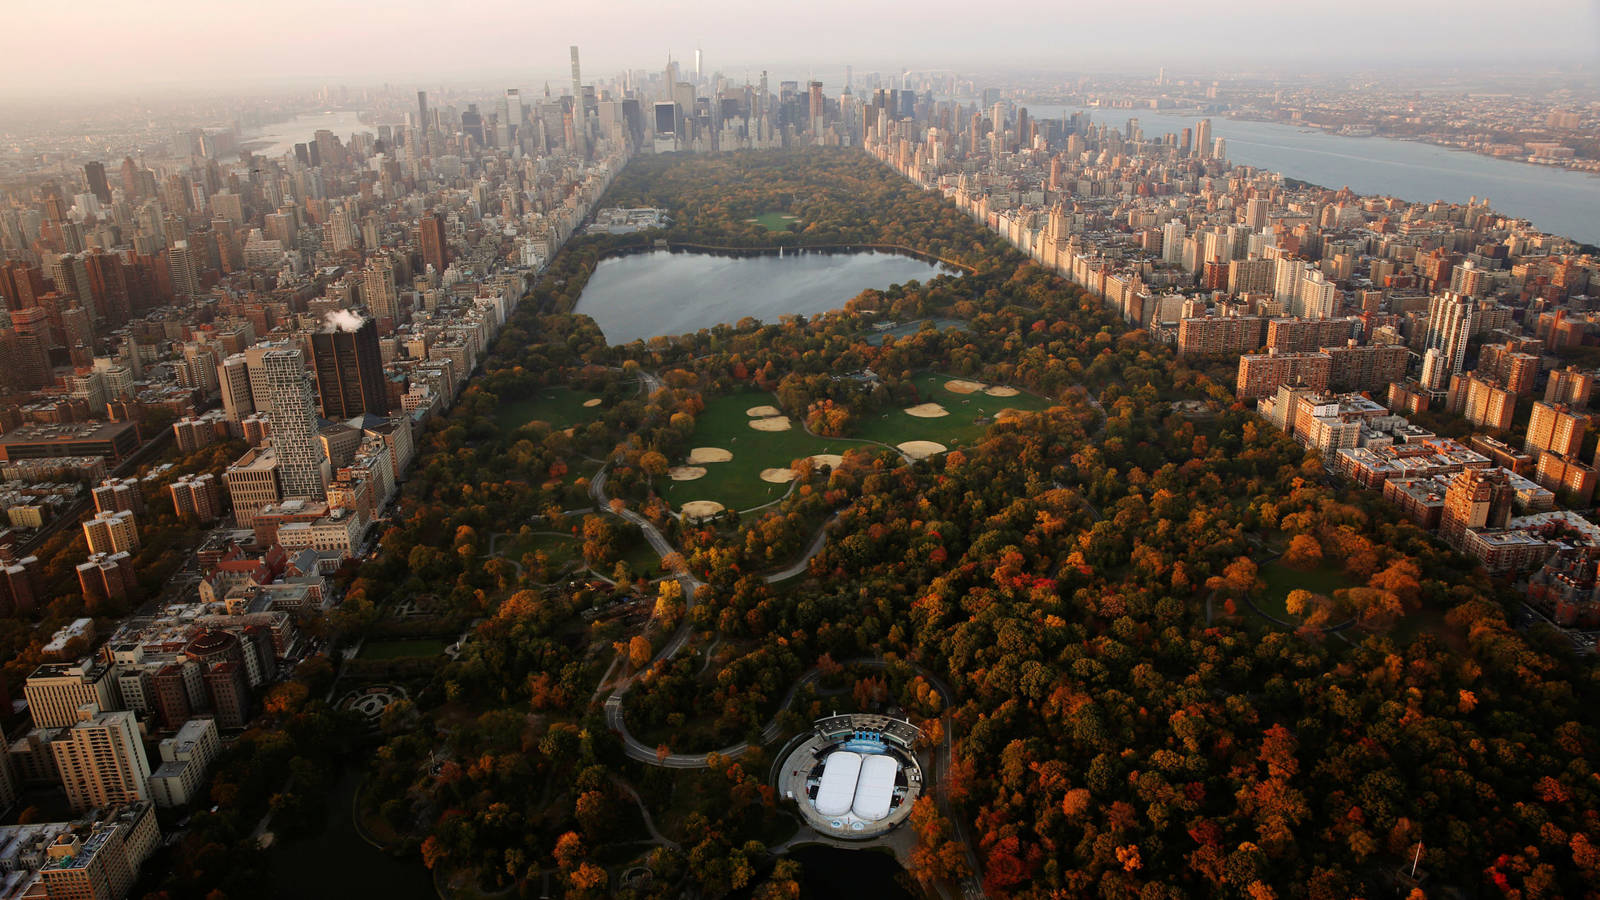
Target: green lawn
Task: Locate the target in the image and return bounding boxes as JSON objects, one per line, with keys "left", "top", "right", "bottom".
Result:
{"left": 1257, "top": 560, "right": 1357, "bottom": 623}
{"left": 748, "top": 211, "right": 800, "bottom": 232}
{"left": 853, "top": 372, "right": 1054, "bottom": 449}
{"left": 615, "top": 536, "right": 663, "bottom": 579}
{"left": 659, "top": 389, "right": 871, "bottom": 512}
{"left": 494, "top": 386, "right": 606, "bottom": 431}
{"left": 499, "top": 531, "right": 582, "bottom": 567}
{"left": 359, "top": 638, "right": 449, "bottom": 660}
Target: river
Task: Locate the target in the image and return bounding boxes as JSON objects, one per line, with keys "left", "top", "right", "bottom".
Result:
{"left": 574, "top": 249, "right": 958, "bottom": 344}
{"left": 244, "top": 110, "right": 378, "bottom": 158}
{"left": 1016, "top": 103, "right": 1600, "bottom": 245}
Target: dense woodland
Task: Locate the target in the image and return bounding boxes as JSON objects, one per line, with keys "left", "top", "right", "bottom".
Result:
{"left": 145, "top": 148, "right": 1599, "bottom": 900}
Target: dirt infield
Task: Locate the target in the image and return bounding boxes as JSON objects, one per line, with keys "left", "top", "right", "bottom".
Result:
{"left": 687, "top": 447, "right": 734, "bottom": 464}
{"left": 582, "top": 398, "right": 604, "bottom": 407}
{"left": 982, "top": 385, "right": 1020, "bottom": 397}
{"left": 945, "top": 379, "right": 986, "bottom": 394}
{"left": 667, "top": 466, "right": 707, "bottom": 481}
{"left": 898, "top": 440, "right": 947, "bottom": 460}
{"left": 759, "top": 467, "right": 798, "bottom": 483}
{"left": 680, "top": 500, "right": 726, "bottom": 518}
{"left": 905, "top": 403, "right": 950, "bottom": 418}
{"left": 749, "top": 416, "right": 793, "bottom": 432}
{"left": 745, "top": 405, "right": 782, "bottom": 417}
{"left": 809, "top": 453, "right": 845, "bottom": 468}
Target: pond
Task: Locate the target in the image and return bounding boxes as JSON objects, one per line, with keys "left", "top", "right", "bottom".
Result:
{"left": 574, "top": 249, "right": 958, "bottom": 344}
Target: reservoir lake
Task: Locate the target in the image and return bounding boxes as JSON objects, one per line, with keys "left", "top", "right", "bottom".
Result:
{"left": 574, "top": 249, "right": 958, "bottom": 344}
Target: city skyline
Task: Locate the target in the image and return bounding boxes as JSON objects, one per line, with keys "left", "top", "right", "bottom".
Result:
{"left": 4, "top": 0, "right": 1599, "bottom": 101}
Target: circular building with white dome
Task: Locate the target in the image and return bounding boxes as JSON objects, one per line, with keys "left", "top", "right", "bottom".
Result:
{"left": 779, "top": 714, "right": 924, "bottom": 839}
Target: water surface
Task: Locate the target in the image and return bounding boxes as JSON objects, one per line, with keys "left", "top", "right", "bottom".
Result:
{"left": 575, "top": 249, "right": 956, "bottom": 344}
{"left": 1022, "top": 104, "right": 1600, "bottom": 244}
{"left": 246, "top": 111, "right": 376, "bottom": 157}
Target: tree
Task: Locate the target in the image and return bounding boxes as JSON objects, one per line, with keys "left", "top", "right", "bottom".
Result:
{"left": 1283, "top": 534, "right": 1323, "bottom": 570}
{"left": 628, "top": 635, "right": 653, "bottom": 669}
{"left": 640, "top": 451, "right": 669, "bottom": 477}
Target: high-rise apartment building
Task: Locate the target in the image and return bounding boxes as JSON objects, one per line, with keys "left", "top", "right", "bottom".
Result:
{"left": 361, "top": 255, "right": 399, "bottom": 323}
{"left": 24, "top": 660, "right": 119, "bottom": 728}
{"left": 1440, "top": 467, "right": 1515, "bottom": 550}
{"left": 1235, "top": 350, "right": 1332, "bottom": 400}
{"left": 91, "top": 479, "right": 142, "bottom": 516}
{"left": 1454, "top": 374, "right": 1517, "bottom": 431}
{"left": 50, "top": 707, "right": 151, "bottom": 811}
{"left": 168, "top": 473, "right": 223, "bottom": 522}
{"left": 1535, "top": 452, "right": 1599, "bottom": 505}
{"left": 1525, "top": 402, "right": 1589, "bottom": 458}
{"left": 83, "top": 510, "right": 140, "bottom": 555}
{"left": 76, "top": 551, "right": 138, "bottom": 607}
{"left": 224, "top": 446, "right": 281, "bottom": 529}
{"left": 1546, "top": 366, "right": 1593, "bottom": 408}
{"left": 1323, "top": 343, "right": 1411, "bottom": 393}
{"left": 260, "top": 348, "right": 329, "bottom": 499}
{"left": 1424, "top": 291, "right": 1475, "bottom": 377}
{"left": 1176, "top": 316, "right": 1264, "bottom": 356}
{"left": 570, "top": 46, "right": 586, "bottom": 158}
{"left": 1265, "top": 317, "right": 1356, "bottom": 353}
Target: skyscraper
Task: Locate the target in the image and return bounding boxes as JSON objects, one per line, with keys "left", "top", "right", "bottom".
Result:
{"left": 416, "top": 90, "right": 429, "bottom": 134}
{"left": 311, "top": 316, "right": 389, "bottom": 419}
{"left": 1195, "top": 118, "right": 1213, "bottom": 160}
{"left": 84, "top": 161, "right": 111, "bottom": 205}
{"left": 362, "top": 255, "right": 399, "bottom": 323}
{"left": 1424, "top": 291, "right": 1476, "bottom": 378}
{"left": 50, "top": 706, "right": 151, "bottom": 811}
{"left": 167, "top": 240, "right": 200, "bottom": 299}
{"left": 502, "top": 89, "right": 520, "bottom": 148}
{"left": 218, "top": 353, "right": 254, "bottom": 428}
{"left": 261, "top": 348, "right": 329, "bottom": 499}
{"left": 419, "top": 213, "right": 447, "bottom": 275}
{"left": 570, "top": 46, "right": 587, "bottom": 159}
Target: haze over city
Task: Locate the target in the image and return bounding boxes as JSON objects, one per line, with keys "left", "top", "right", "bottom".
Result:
{"left": 5, "top": 0, "right": 1600, "bottom": 100}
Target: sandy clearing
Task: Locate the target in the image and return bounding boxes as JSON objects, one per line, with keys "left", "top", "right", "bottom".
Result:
{"left": 746, "top": 405, "right": 782, "bottom": 417}
{"left": 898, "top": 440, "right": 947, "bottom": 460}
{"left": 749, "top": 416, "right": 792, "bottom": 432}
{"left": 983, "top": 385, "right": 1020, "bottom": 397}
{"left": 687, "top": 447, "right": 734, "bottom": 464}
{"left": 681, "top": 500, "right": 726, "bottom": 518}
{"left": 759, "top": 467, "right": 798, "bottom": 483}
{"left": 667, "top": 466, "right": 707, "bottom": 481}
{"left": 905, "top": 403, "right": 950, "bottom": 418}
{"left": 809, "top": 453, "right": 845, "bottom": 468}
{"left": 582, "top": 398, "right": 604, "bottom": 407}
{"left": 945, "top": 379, "right": 986, "bottom": 394}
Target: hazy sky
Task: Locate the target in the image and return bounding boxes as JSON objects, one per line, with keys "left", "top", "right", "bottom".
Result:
{"left": 7, "top": 0, "right": 1600, "bottom": 99}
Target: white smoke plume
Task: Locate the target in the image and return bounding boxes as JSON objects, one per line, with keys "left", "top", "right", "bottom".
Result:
{"left": 324, "top": 309, "right": 365, "bottom": 332}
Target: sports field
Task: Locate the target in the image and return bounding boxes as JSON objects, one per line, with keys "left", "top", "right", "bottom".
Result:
{"left": 853, "top": 373, "right": 1053, "bottom": 450}
{"left": 659, "top": 389, "right": 874, "bottom": 512}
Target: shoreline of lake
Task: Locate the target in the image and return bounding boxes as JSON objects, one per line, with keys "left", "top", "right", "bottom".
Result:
{"left": 574, "top": 249, "right": 960, "bottom": 345}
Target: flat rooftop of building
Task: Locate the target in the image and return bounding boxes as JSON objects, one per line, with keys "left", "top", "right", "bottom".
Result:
{"left": 0, "top": 420, "right": 137, "bottom": 444}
